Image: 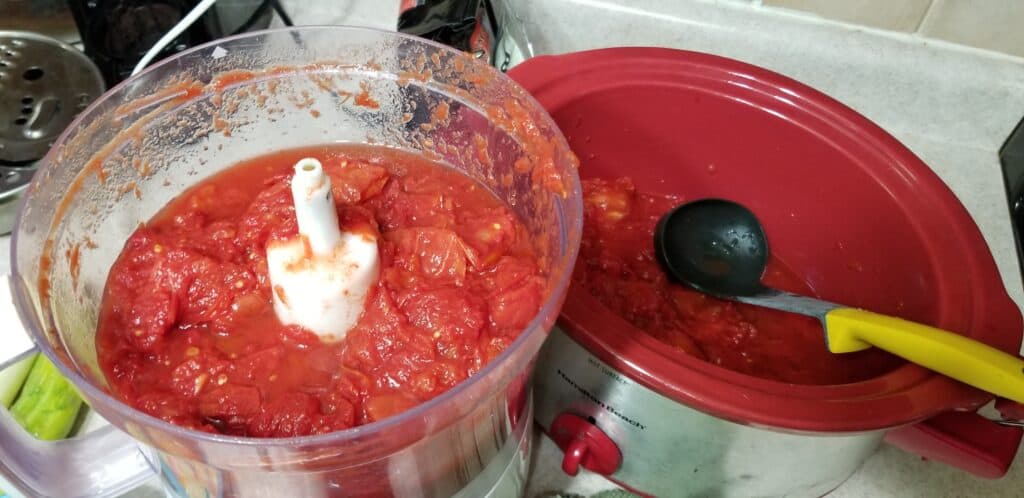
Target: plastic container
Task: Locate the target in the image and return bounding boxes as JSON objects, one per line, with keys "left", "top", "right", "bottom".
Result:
{"left": 4, "top": 27, "right": 581, "bottom": 498}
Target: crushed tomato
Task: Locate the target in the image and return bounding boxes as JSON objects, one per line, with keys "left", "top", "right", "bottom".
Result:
{"left": 97, "top": 145, "right": 545, "bottom": 436}
{"left": 576, "top": 177, "right": 900, "bottom": 385}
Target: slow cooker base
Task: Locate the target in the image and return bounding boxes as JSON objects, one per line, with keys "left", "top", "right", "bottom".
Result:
{"left": 534, "top": 328, "right": 883, "bottom": 498}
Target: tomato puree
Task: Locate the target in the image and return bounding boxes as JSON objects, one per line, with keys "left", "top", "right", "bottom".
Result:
{"left": 576, "top": 178, "right": 899, "bottom": 384}
{"left": 97, "top": 145, "right": 544, "bottom": 436}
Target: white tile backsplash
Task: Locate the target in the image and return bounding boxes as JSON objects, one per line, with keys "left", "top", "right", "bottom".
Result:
{"left": 752, "top": 0, "right": 1024, "bottom": 59}
{"left": 919, "top": 0, "right": 1024, "bottom": 58}
{"left": 763, "top": 0, "right": 932, "bottom": 32}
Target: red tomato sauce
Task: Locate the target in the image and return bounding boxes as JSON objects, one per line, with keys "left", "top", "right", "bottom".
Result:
{"left": 97, "top": 145, "right": 545, "bottom": 437}
{"left": 576, "top": 178, "right": 900, "bottom": 385}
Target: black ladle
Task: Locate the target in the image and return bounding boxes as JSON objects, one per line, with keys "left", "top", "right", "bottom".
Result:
{"left": 653, "top": 198, "right": 1024, "bottom": 402}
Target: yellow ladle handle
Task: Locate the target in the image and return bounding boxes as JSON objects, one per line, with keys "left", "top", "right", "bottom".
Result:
{"left": 825, "top": 307, "right": 1024, "bottom": 404}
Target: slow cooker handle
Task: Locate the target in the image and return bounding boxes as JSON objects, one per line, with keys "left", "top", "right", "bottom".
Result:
{"left": 884, "top": 409, "right": 1023, "bottom": 478}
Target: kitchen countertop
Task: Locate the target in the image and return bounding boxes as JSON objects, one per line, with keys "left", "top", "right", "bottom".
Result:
{"left": 4, "top": 0, "right": 1024, "bottom": 496}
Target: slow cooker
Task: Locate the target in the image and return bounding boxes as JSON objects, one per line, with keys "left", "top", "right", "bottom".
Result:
{"left": 510, "top": 47, "right": 1024, "bottom": 498}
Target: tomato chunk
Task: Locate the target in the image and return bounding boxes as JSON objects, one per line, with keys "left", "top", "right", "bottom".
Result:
{"left": 96, "top": 146, "right": 546, "bottom": 436}
{"left": 575, "top": 177, "right": 901, "bottom": 384}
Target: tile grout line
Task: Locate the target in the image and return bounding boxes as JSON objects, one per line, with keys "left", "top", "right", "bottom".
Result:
{"left": 715, "top": 0, "right": 1024, "bottom": 66}
{"left": 913, "top": 0, "right": 937, "bottom": 34}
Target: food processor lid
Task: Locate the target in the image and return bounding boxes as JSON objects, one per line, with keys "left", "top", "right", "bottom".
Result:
{"left": 509, "top": 47, "right": 1024, "bottom": 433}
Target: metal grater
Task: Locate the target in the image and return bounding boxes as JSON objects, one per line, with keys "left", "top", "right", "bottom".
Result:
{"left": 0, "top": 30, "right": 104, "bottom": 234}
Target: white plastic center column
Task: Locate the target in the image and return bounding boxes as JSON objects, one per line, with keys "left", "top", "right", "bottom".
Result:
{"left": 265, "top": 158, "right": 379, "bottom": 342}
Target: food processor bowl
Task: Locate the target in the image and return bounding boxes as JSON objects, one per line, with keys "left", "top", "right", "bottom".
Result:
{"left": 5, "top": 27, "right": 581, "bottom": 498}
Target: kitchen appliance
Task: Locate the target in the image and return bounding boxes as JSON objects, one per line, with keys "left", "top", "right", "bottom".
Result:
{"left": 67, "top": 0, "right": 277, "bottom": 87}
{"left": 1002, "top": 116, "right": 1024, "bottom": 288}
{"left": 397, "top": 0, "right": 533, "bottom": 72}
{"left": 3, "top": 26, "right": 582, "bottom": 498}
{"left": 509, "top": 47, "right": 1024, "bottom": 498}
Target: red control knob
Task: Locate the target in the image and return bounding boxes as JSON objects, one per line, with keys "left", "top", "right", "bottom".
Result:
{"left": 549, "top": 412, "right": 622, "bottom": 476}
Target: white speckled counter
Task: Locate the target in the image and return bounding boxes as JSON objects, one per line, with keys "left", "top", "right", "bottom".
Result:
{"left": 3, "top": 0, "right": 1024, "bottom": 497}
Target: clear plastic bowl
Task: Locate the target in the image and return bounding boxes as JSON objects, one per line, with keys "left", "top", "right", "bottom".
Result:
{"left": 7, "top": 26, "right": 581, "bottom": 497}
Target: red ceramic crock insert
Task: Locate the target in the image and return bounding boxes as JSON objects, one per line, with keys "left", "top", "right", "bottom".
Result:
{"left": 508, "top": 47, "right": 1023, "bottom": 434}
